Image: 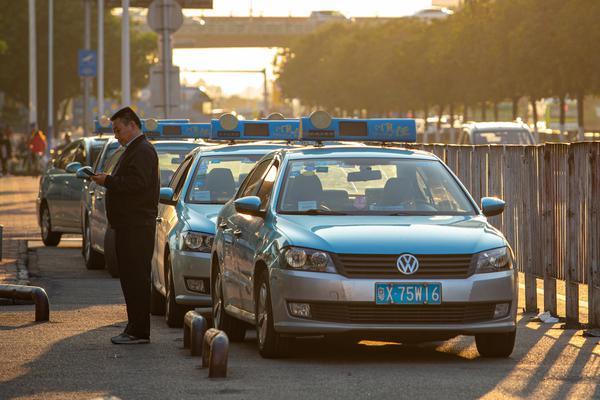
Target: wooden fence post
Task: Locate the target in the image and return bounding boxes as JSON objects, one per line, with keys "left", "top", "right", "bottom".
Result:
{"left": 565, "top": 144, "right": 579, "bottom": 326}
{"left": 589, "top": 143, "right": 600, "bottom": 327}
{"left": 523, "top": 146, "right": 538, "bottom": 312}
{"left": 542, "top": 145, "right": 557, "bottom": 315}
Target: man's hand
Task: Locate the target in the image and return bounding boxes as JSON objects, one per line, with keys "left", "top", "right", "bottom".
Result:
{"left": 90, "top": 173, "right": 109, "bottom": 186}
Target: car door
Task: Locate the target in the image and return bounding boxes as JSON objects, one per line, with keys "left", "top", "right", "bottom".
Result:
{"left": 153, "top": 157, "right": 193, "bottom": 293}
{"left": 90, "top": 144, "right": 123, "bottom": 252}
{"left": 48, "top": 142, "right": 79, "bottom": 229}
{"left": 62, "top": 141, "right": 88, "bottom": 230}
{"left": 223, "top": 158, "right": 272, "bottom": 310}
{"left": 237, "top": 160, "right": 279, "bottom": 312}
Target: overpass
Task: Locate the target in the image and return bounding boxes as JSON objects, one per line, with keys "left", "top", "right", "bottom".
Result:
{"left": 169, "top": 16, "right": 402, "bottom": 48}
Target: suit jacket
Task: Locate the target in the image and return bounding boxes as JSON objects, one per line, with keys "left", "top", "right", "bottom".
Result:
{"left": 104, "top": 135, "right": 159, "bottom": 229}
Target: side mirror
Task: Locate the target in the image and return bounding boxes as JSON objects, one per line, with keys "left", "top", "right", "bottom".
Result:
{"left": 159, "top": 187, "right": 176, "bottom": 206}
{"left": 76, "top": 166, "right": 93, "bottom": 180}
{"left": 65, "top": 161, "right": 82, "bottom": 174}
{"left": 234, "top": 196, "right": 263, "bottom": 217}
{"left": 481, "top": 197, "right": 505, "bottom": 217}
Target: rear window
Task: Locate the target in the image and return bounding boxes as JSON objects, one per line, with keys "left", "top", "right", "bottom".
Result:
{"left": 473, "top": 129, "right": 533, "bottom": 145}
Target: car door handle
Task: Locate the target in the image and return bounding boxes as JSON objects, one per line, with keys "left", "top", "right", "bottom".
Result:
{"left": 156, "top": 217, "right": 164, "bottom": 223}
{"left": 233, "top": 229, "right": 242, "bottom": 237}
{"left": 218, "top": 222, "right": 228, "bottom": 229}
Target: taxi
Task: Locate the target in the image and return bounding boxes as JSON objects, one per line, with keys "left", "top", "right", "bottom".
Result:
{"left": 211, "top": 112, "right": 517, "bottom": 358}
{"left": 77, "top": 119, "right": 209, "bottom": 275}
{"left": 150, "top": 114, "right": 300, "bottom": 327}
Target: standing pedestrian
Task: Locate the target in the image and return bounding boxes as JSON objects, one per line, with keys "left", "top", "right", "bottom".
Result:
{"left": 26, "top": 126, "right": 47, "bottom": 175}
{"left": 90, "top": 107, "right": 159, "bottom": 344}
{"left": 0, "top": 126, "right": 12, "bottom": 176}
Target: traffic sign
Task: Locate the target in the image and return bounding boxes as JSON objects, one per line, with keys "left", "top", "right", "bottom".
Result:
{"left": 148, "top": 0, "right": 184, "bottom": 33}
{"left": 78, "top": 50, "right": 97, "bottom": 77}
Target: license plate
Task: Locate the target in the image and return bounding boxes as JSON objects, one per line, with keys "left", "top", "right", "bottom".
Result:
{"left": 375, "top": 283, "right": 442, "bottom": 305}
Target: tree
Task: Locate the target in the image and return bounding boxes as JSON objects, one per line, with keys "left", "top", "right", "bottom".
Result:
{"left": 0, "top": 0, "right": 157, "bottom": 134}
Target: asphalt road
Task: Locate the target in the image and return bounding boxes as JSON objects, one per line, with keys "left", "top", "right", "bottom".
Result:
{"left": 1, "top": 240, "right": 599, "bottom": 400}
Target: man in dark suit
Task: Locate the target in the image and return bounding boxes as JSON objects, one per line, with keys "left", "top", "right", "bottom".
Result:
{"left": 91, "top": 107, "right": 159, "bottom": 344}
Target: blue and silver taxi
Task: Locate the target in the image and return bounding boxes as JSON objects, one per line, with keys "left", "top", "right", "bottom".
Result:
{"left": 151, "top": 115, "right": 300, "bottom": 327}
{"left": 77, "top": 119, "right": 209, "bottom": 275}
{"left": 211, "top": 112, "right": 517, "bottom": 358}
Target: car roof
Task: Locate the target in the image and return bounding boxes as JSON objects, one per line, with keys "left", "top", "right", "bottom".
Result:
{"left": 465, "top": 122, "right": 530, "bottom": 131}
{"left": 279, "top": 145, "right": 439, "bottom": 161}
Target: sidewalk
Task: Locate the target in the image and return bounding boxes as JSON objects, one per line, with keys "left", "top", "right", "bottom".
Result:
{"left": 0, "top": 176, "right": 40, "bottom": 284}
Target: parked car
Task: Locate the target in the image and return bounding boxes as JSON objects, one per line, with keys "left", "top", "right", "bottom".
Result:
{"left": 459, "top": 122, "right": 535, "bottom": 145}
{"left": 211, "top": 114, "right": 517, "bottom": 359}
{"left": 37, "top": 136, "right": 110, "bottom": 246}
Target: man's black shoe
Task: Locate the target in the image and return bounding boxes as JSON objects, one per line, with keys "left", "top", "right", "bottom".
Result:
{"left": 111, "top": 333, "right": 150, "bottom": 345}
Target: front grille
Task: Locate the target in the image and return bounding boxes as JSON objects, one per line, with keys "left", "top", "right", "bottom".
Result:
{"left": 335, "top": 253, "right": 473, "bottom": 279}
{"left": 309, "top": 302, "right": 495, "bottom": 324}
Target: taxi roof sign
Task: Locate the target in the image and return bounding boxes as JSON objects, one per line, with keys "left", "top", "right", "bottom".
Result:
{"left": 211, "top": 114, "right": 299, "bottom": 141}
{"left": 93, "top": 118, "right": 190, "bottom": 134}
{"left": 145, "top": 122, "right": 211, "bottom": 139}
{"left": 300, "top": 114, "right": 417, "bottom": 142}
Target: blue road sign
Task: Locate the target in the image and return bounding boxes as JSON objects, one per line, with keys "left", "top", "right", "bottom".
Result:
{"left": 78, "top": 50, "right": 97, "bottom": 77}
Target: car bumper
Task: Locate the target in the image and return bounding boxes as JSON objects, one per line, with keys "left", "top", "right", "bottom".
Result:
{"left": 269, "top": 269, "right": 517, "bottom": 336}
{"left": 172, "top": 250, "right": 212, "bottom": 307}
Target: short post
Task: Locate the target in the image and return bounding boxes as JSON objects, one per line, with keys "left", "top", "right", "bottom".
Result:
{"left": 0, "top": 284, "right": 50, "bottom": 322}
{"left": 201, "top": 328, "right": 229, "bottom": 378}
{"left": 183, "top": 310, "right": 208, "bottom": 356}
{"left": 0, "top": 224, "right": 3, "bottom": 261}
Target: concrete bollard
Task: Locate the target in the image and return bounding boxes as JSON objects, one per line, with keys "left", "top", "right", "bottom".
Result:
{"left": 183, "top": 310, "right": 208, "bottom": 357}
{"left": 202, "top": 328, "right": 229, "bottom": 378}
{"left": 0, "top": 284, "right": 49, "bottom": 322}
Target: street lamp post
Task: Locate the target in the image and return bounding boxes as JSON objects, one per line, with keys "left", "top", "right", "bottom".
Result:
{"left": 28, "top": 0, "right": 37, "bottom": 131}
{"left": 98, "top": 0, "right": 105, "bottom": 118}
{"left": 48, "top": 0, "right": 53, "bottom": 153}
{"left": 83, "top": 0, "right": 91, "bottom": 137}
{"left": 122, "top": 0, "right": 131, "bottom": 106}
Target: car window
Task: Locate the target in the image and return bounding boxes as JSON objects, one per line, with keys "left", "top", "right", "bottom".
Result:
{"left": 169, "top": 156, "right": 190, "bottom": 190}
{"left": 57, "top": 142, "right": 80, "bottom": 170}
{"left": 153, "top": 142, "right": 200, "bottom": 186}
{"left": 277, "top": 158, "right": 476, "bottom": 215}
{"left": 255, "top": 161, "right": 279, "bottom": 211}
{"left": 90, "top": 142, "right": 107, "bottom": 166}
{"left": 74, "top": 143, "right": 86, "bottom": 165}
{"left": 236, "top": 158, "right": 272, "bottom": 200}
{"left": 94, "top": 142, "right": 120, "bottom": 173}
{"left": 186, "top": 154, "right": 264, "bottom": 204}
{"left": 473, "top": 129, "right": 533, "bottom": 145}
{"left": 173, "top": 157, "right": 193, "bottom": 201}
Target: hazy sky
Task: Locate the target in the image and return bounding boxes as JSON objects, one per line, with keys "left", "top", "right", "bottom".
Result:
{"left": 174, "top": 0, "right": 432, "bottom": 97}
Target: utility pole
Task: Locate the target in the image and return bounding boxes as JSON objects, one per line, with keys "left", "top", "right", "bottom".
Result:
{"left": 122, "top": 0, "right": 131, "bottom": 106}
{"left": 98, "top": 0, "right": 104, "bottom": 118}
{"left": 28, "top": 0, "right": 37, "bottom": 131}
{"left": 48, "top": 0, "right": 53, "bottom": 152}
{"left": 83, "top": 0, "right": 91, "bottom": 136}
{"left": 262, "top": 68, "right": 268, "bottom": 114}
{"left": 162, "top": 0, "right": 172, "bottom": 118}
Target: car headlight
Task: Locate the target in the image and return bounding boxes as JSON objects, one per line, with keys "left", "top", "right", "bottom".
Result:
{"left": 181, "top": 231, "right": 214, "bottom": 253}
{"left": 282, "top": 247, "right": 337, "bottom": 273}
{"left": 473, "top": 247, "right": 513, "bottom": 273}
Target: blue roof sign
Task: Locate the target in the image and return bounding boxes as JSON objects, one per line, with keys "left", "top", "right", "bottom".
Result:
{"left": 93, "top": 118, "right": 210, "bottom": 140}
{"left": 210, "top": 116, "right": 299, "bottom": 141}
{"left": 300, "top": 114, "right": 417, "bottom": 142}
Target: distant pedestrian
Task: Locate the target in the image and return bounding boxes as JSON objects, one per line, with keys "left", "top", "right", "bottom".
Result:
{"left": 90, "top": 107, "right": 159, "bottom": 345}
{"left": 25, "top": 126, "right": 47, "bottom": 175}
{"left": 0, "top": 127, "right": 12, "bottom": 175}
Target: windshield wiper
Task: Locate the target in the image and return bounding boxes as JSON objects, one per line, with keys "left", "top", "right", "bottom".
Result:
{"left": 285, "top": 209, "right": 348, "bottom": 215}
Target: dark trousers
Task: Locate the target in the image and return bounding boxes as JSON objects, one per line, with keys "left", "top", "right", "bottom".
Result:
{"left": 115, "top": 225, "right": 155, "bottom": 338}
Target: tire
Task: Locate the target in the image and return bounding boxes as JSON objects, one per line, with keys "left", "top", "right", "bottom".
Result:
{"left": 255, "top": 269, "right": 290, "bottom": 358}
{"left": 40, "top": 203, "right": 61, "bottom": 247}
{"left": 475, "top": 330, "right": 516, "bottom": 358}
{"left": 83, "top": 218, "right": 104, "bottom": 270}
{"left": 150, "top": 275, "right": 166, "bottom": 316}
{"left": 212, "top": 262, "right": 246, "bottom": 342}
{"left": 165, "top": 259, "right": 186, "bottom": 328}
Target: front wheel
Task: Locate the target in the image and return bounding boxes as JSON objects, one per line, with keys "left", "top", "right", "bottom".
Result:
{"left": 165, "top": 260, "right": 186, "bottom": 328}
{"left": 256, "top": 269, "right": 290, "bottom": 358}
{"left": 475, "top": 330, "right": 516, "bottom": 358}
{"left": 212, "top": 264, "right": 246, "bottom": 342}
{"left": 40, "top": 204, "right": 61, "bottom": 246}
{"left": 83, "top": 219, "right": 104, "bottom": 269}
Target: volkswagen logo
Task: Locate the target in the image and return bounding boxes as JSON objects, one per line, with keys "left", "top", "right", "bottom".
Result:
{"left": 396, "top": 254, "right": 419, "bottom": 275}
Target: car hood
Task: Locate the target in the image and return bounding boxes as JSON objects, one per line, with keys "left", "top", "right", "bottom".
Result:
{"left": 275, "top": 215, "right": 505, "bottom": 255}
{"left": 182, "top": 204, "right": 223, "bottom": 234}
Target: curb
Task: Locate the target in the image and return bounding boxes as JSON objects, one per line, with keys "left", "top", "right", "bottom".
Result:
{"left": 16, "top": 240, "right": 30, "bottom": 286}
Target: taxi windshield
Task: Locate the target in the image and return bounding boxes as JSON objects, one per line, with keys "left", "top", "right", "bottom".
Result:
{"left": 277, "top": 158, "right": 476, "bottom": 215}
{"left": 155, "top": 142, "right": 200, "bottom": 186}
{"left": 187, "top": 155, "right": 262, "bottom": 204}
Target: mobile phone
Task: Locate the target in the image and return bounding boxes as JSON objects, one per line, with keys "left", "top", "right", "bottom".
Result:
{"left": 81, "top": 168, "right": 95, "bottom": 177}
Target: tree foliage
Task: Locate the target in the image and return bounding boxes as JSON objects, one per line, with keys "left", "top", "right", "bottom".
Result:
{"left": 0, "top": 0, "right": 157, "bottom": 131}
{"left": 276, "top": 0, "right": 600, "bottom": 122}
